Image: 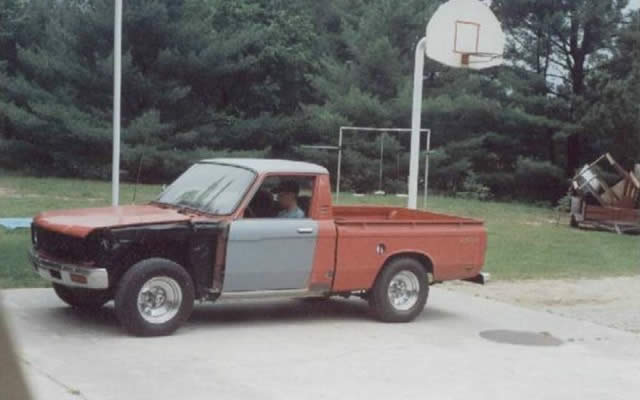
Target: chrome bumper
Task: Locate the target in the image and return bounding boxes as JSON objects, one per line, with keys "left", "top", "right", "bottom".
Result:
{"left": 29, "top": 249, "right": 109, "bottom": 289}
{"left": 463, "top": 272, "right": 490, "bottom": 285}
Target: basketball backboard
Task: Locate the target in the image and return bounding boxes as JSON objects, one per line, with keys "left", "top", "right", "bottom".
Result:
{"left": 408, "top": 0, "right": 505, "bottom": 209}
{"left": 425, "top": 0, "right": 505, "bottom": 69}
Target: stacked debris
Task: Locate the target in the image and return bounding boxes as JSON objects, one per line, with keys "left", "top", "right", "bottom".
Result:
{"left": 569, "top": 153, "right": 640, "bottom": 234}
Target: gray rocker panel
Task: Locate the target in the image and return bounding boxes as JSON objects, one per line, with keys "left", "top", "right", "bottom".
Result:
{"left": 223, "top": 219, "right": 319, "bottom": 292}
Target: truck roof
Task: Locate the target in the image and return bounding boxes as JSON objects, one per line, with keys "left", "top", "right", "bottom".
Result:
{"left": 200, "top": 158, "right": 329, "bottom": 175}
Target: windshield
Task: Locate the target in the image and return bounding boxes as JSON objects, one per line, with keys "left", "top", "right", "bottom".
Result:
{"left": 155, "top": 163, "right": 256, "bottom": 215}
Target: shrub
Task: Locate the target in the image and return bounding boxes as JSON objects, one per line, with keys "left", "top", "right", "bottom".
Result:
{"left": 476, "top": 172, "right": 516, "bottom": 199}
{"left": 456, "top": 172, "right": 493, "bottom": 200}
{"left": 555, "top": 193, "right": 572, "bottom": 213}
{"left": 514, "top": 157, "right": 566, "bottom": 202}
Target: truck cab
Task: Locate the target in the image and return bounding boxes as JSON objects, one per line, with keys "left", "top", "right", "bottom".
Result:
{"left": 30, "top": 158, "right": 487, "bottom": 336}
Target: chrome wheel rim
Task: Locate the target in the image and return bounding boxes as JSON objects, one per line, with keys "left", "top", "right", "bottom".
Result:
{"left": 137, "top": 276, "right": 182, "bottom": 324}
{"left": 387, "top": 270, "right": 420, "bottom": 311}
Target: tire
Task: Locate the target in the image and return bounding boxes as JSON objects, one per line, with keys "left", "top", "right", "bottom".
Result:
{"left": 53, "top": 283, "right": 111, "bottom": 310}
{"left": 114, "top": 258, "right": 194, "bottom": 337}
{"left": 369, "top": 257, "right": 429, "bottom": 323}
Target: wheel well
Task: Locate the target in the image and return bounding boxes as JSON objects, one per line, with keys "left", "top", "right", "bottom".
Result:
{"left": 111, "top": 244, "right": 189, "bottom": 287}
{"left": 381, "top": 252, "right": 434, "bottom": 280}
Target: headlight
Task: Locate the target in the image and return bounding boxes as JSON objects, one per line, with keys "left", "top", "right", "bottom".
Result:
{"left": 85, "top": 230, "right": 114, "bottom": 260}
{"left": 31, "top": 225, "right": 38, "bottom": 245}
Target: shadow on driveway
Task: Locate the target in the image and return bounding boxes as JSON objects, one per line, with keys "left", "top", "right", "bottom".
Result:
{"left": 30, "top": 296, "right": 459, "bottom": 337}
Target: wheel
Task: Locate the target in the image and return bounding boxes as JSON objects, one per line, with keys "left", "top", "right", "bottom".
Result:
{"left": 368, "top": 258, "right": 429, "bottom": 322}
{"left": 53, "top": 283, "right": 111, "bottom": 310}
{"left": 114, "top": 258, "right": 194, "bottom": 337}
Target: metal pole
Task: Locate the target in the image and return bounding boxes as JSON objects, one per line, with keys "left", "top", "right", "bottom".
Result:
{"left": 423, "top": 130, "right": 431, "bottom": 210}
{"left": 336, "top": 127, "right": 343, "bottom": 203}
{"left": 112, "top": 0, "right": 123, "bottom": 206}
{"left": 408, "top": 37, "right": 427, "bottom": 209}
{"left": 379, "top": 132, "right": 384, "bottom": 191}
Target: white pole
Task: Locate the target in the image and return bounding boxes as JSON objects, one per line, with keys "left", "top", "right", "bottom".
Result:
{"left": 112, "top": 0, "right": 123, "bottom": 206}
{"left": 423, "top": 129, "right": 431, "bottom": 210}
{"left": 408, "top": 37, "right": 427, "bottom": 209}
{"left": 336, "top": 127, "right": 343, "bottom": 203}
{"left": 378, "top": 132, "right": 384, "bottom": 191}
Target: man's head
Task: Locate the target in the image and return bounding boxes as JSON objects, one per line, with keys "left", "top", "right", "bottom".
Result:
{"left": 274, "top": 180, "right": 299, "bottom": 210}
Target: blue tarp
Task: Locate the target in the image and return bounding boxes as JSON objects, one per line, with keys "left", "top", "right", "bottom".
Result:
{"left": 0, "top": 218, "right": 32, "bottom": 230}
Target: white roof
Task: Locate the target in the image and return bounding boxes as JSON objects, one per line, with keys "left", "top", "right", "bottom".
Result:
{"left": 200, "top": 158, "right": 329, "bottom": 175}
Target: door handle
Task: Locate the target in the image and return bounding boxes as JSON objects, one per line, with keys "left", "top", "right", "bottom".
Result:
{"left": 297, "top": 227, "right": 314, "bottom": 234}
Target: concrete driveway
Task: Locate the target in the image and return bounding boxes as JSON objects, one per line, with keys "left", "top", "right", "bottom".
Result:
{"left": 2, "top": 287, "right": 639, "bottom": 400}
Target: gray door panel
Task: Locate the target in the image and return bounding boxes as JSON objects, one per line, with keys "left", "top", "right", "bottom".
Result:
{"left": 223, "top": 219, "right": 319, "bottom": 292}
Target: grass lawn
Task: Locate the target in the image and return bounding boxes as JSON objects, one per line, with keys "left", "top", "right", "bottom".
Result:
{"left": 1, "top": 172, "right": 638, "bottom": 288}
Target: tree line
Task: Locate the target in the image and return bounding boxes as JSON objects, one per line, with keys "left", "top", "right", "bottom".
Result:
{"left": 1, "top": 0, "right": 638, "bottom": 202}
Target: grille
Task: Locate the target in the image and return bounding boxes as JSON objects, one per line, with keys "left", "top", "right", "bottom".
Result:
{"left": 35, "top": 226, "right": 88, "bottom": 262}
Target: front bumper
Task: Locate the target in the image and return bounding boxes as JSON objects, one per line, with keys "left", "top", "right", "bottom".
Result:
{"left": 29, "top": 249, "right": 109, "bottom": 289}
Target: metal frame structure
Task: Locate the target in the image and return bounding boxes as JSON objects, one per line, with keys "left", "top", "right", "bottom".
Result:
{"left": 304, "top": 126, "right": 432, "bottom": 208}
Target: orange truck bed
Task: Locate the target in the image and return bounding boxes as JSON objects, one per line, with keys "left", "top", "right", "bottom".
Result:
{"left": 331, "top": 206, "right": 486, "bottom": 291}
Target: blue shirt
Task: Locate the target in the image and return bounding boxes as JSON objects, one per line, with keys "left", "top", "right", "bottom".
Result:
{"left": 277, "top": 206, "right": 305, "bottom": 219}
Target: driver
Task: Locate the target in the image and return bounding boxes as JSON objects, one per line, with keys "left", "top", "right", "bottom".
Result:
{"left": 274, "top": 180, "right": 305, "bottom": 219}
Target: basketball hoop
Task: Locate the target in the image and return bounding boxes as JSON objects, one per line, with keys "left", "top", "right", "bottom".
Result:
{"left": 459, "top": 52, "right": 503, "bottom": 66}
{"left": 407, "top": 0, "right": 505, "bottom": 209}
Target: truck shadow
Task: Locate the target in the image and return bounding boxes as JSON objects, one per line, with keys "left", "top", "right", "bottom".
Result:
{"left": 187, "top": 298, "right": 457, "bottom": 328}
{"left": 189, "top": 298, "right": 371, "bottom": 326}
{"left": 43, "top": 298, "right": 458, "bottom": 336}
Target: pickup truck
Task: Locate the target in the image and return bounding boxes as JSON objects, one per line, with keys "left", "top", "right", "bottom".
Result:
{"left": 30, "top": 158, "right": 487, "bottom": 336}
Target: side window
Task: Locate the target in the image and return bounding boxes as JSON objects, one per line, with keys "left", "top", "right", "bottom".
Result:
{"left": 245, "top": 176, "right": 315, "bottom": 219}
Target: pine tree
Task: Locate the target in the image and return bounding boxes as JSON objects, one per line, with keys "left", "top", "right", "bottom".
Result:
{"left": 494, "top": 0, "right": 629, "bottom": 173}
{"left": 580, "top": 10, "right": 640, "bottom": 167}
